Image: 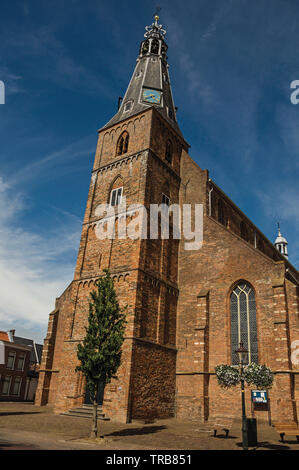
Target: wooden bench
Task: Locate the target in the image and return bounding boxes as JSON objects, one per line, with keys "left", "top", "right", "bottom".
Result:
{"left": 274, "top": 422, "right": 299, "bottom": 443}
{"left": 213, "top": 418, "right": 234, "bottom": 438}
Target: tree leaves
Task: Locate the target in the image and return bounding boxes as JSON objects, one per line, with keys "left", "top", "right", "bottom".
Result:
{"left": 76, "top": 269, "right": 127, "bottom": 398}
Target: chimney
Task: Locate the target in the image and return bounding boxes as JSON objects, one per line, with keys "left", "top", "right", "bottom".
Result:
{"left": 8, "top": 329, "right": 15, "bottom": 341}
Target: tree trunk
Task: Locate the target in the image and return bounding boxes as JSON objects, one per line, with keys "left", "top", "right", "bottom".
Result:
{"left": 91, "top": 385, "right": 98, "bottom": 438}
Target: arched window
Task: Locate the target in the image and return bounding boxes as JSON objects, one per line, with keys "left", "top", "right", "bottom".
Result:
{"left": 230, "top": 282, "right": 258, "bottom": 365}
{"left": 151, "top": 39, "right": 159, "bottom": 55}
{"left": 165, "top": 140, "right": 173, "bottom": 164}
{"left": 109, "top": 176, "right": 123, "bottom": 207}
{"left": 141, "top": 40, "right": 149, "bottom": 56}
{"left": 116, "top": 132, "right": 129, "bottom": 157}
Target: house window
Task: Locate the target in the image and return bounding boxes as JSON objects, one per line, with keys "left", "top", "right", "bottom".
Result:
{"left": 116, "top": 132, "right": 129, "bottom": 156}
{"left": 162, "top": 193, "right": 170, "bottom": 206}
{"left": 165, "top": 140, "right": 173, "bottom": 164}
{"left": 11, "top": 377, "right": 22, "bottom": 396}
{"left": 230, "top": 282, "right": 258, "bottom": 365}
{"left": 2, "top": 376, "right": 12, "bottom": 395}
{"left": 110, "top": 187, "right": 123, "bottom": 207}
{"left": 16, "top": 354, "right": 26, "bottom": 371}
{"left": 7, "top": 351, "right": 16, "bottom": 369}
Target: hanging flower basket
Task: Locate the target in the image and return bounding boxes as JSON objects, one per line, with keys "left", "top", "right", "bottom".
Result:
{"left": 242, "top": 363, "right": 274, "bottom": 389}
{"left": 215, "top": 364, "right": 241, "bottom": 389}
{"left": 215, "top": 363, "right": 274, "bottom": 389}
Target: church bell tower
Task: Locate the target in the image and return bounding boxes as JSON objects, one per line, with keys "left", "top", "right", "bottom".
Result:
{"left": 35, "top": 13, "right": 189, "bottom": 423}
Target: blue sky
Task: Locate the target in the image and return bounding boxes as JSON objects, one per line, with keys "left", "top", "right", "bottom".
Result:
{"left": 0, "top": 0, "right": 298, "bottom": 343}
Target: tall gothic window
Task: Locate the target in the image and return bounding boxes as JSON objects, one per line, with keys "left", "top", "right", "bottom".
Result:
{"left": 116, "top": 132, "right": 129, "bottom": 156}
{"left": 230, "top": 282, "right": 258, "bottom": 365}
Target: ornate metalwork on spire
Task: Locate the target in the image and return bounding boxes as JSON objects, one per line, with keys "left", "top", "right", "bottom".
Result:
{"left": 102, "top": 12, "right": 183, "bottom": 138}
{"left": 144, "top": 10, "right": 166, "bottom": 39}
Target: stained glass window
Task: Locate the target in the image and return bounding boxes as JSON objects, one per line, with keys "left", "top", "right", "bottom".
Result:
{"left": 231, "top": 283, "right": 258, "bottom": 365}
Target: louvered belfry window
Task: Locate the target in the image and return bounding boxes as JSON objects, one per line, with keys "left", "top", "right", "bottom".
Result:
{"left": 230, "top": 282, "right": 258, "bottom": 365}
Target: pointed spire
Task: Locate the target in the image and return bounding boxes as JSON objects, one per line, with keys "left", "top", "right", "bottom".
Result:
{"left": 274, "top": 222, "right": 289, "bottom": 259}
{"left": 102, "top": 13, "right": 182, "bottom": 136}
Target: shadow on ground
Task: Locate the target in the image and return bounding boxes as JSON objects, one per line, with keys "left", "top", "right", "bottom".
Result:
{"left": 0, "top": 441, "right": 39, "bottom": 450}
{"left": 107, "top": 425, "right": 167, "bottom": 437}
{"left": 257, "top": 441, "right": 291, "bottom": 450}
{"left": 236, "top": 441, "right": 290, "bottom": 450}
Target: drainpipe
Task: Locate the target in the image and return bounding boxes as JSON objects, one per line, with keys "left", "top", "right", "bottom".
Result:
{"left": 208, "top": 185, "right": 214, "bottom": 217}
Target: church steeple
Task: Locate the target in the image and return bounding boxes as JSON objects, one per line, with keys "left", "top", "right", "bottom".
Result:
{"left": 274, "top": 223, "right": 289, "bottom": 259}
{"left": 103, "top": 13, "right": 182, "bottom": 136}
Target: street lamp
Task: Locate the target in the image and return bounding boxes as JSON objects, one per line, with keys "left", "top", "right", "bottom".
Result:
{"left": 235, "top": 342, "right": 249, "bottom": 450}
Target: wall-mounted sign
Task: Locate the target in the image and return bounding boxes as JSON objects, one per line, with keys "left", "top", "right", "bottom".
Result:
{"left": 251, "top": 390, "right": 268, "bottom": 403}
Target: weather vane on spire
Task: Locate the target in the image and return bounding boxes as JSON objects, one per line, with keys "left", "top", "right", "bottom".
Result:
{"left": 145, "top": 6, "right": 166, "bottom": 38}
{"left": 155, "top": 5, "right": 162, "bottom": 18}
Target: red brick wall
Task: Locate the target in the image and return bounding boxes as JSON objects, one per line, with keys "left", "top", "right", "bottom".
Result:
{"left": 36, "top": 109, "right": 184, "bottom": 422}
{"left": 0, "top": 344, "right": 31, "bottom": 402}
{"left": 176, "top": 151, "right": 299, "bottom": 423}
{"left": 36, "top": 107, "right": 299, "bottom": 425}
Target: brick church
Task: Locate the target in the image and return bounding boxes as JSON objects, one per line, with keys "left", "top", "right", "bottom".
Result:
{"left": 36, "top": 14, "right": 299, "bottom": 424}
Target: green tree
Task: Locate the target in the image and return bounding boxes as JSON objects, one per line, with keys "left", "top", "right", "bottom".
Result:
{"left": 76, "top": 269, "right": 127, "bottom": 438}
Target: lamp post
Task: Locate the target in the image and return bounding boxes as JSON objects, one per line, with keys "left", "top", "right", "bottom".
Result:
{"left": 235, "top": 342, "right": 249, "bottom": 450}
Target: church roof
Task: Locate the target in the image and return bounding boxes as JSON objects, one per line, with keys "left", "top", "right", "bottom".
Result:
{"left": 102, "top": 14, "right": 183, "bottom": 138}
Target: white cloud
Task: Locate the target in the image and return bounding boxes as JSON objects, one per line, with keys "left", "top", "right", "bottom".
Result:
{"left": 0, "top": 66, "right": 24, "bottom": 96}
{"left": 10, "top": 136, "right": 95, "bottom": 186}
{"left": 0, "top": 175, "right": 81, "bottom": 342}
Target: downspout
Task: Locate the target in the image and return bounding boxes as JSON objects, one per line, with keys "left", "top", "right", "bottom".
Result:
{"left": 208, "top": 184, "right": 214, "bottom": 217}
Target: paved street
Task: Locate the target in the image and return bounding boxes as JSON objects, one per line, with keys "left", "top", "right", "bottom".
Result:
{"left": 0, "top": 403, "right": 298, "bottom": 451}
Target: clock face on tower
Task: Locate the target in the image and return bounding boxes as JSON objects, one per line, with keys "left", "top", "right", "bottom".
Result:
{"left": 142, "top": 88, "right": 162, "bottom": 104}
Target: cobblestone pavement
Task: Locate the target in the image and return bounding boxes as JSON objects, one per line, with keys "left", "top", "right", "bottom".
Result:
{"left": 0, "top": 403, "right": 298, "bottom": 451}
